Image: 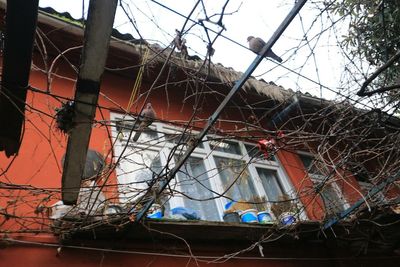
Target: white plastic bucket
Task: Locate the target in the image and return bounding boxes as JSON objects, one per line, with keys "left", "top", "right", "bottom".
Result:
{"left": 240, "top": 209, "right": 258, "bottom": 223}
{"left": 280, "top": 212, "right": 296, "bottom": 225}
{"left": 147, "top": 204, "right": 163, "bottom": 219}
{"left": 257, "top": 211, "right": 274, "bottom": 223}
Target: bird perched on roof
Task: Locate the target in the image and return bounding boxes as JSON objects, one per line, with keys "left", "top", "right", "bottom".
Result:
{"left": 133, "top": 103, "right": 156, "bottom": 141}
{"left": 173, "top": 29, "right": 188, "bottom": 59}
{"left": 247, "top": 36, "right": 283, "bottom": 63}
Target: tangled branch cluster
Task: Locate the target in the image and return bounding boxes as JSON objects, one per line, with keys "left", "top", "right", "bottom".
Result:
{"left": 1, "top": 0, "right": 400, "bottom": 260}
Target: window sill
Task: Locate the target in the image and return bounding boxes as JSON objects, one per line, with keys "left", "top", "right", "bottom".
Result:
{"left": 60, "top": 217, "right": 321, "bottom": 242}
{"left": 55, "top": 213, "right": 400, "bottom": 257}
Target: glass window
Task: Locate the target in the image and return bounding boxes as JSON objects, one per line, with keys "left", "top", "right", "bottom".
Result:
{"left": 164, "top": 133, "right": 204, "bottom": 148}
{"left": 299, "top": 154, "right": 322, "bottom": 175}
{"left": 115, "top": 119, "right": 135, "bottom": 133}
{"left": 115, "top": 119, "right": 158, "bottom": 142}
{"left": 209, "top": 139, "right": 242, "bottom": 155}
{"left": 112, "top": 115, "right": 298, "bottom": 222}
{"left": 257, "top": 168, "right": 284, "bottom": 202}
{"left": 299, "top": 154, "right": 347, "bottom": 215}
{"left": 136, "top": 128, "right": 159, "bottom": 142}
{"left": 318, "top": 182, "right": 347, "bottom": 215}
{"left": 176, "top": 157, "right": 220, "bottom": 221}
{"left": 117, "top": 151, "right": 162, "bottom": 203}
{"left": 299, "top": 154, "right": 313, "bottom": 170}
{"left": 245, "top": 144, "right": 276, "bottom": 161}
{"left": 359, "top": 182, "right": 387, "bottom": 207}
{"left": 214, "top": 156, "right": 258, "bottom": 205}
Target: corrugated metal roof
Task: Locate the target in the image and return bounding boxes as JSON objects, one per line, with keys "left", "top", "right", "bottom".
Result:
{"left": 35, "top": 4, "right": 298, "bottom": 103}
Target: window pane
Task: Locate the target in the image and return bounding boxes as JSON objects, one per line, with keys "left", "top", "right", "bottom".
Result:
{"left": 257, "top": 168, "right": 284, "bottom": 202}
{"left": 164, "top": 133, "right": 204, "bottom": 148}
{"left": 299, "top": 154, "right": 323, "bottom": 175}
{"left": 319, "top": 184, "right": 346, "bottom": 215}
{"left": 137, "top": 128, "right": 159, "bottom": 142}
{"left": 115, "top": 119, "right": 135, "bottom": 133}
{"left": 299, "top": 154, "right": 313, "bottom": 170}
{"left": 359, "top": 182, "right": 387, "bottom": 207}
{"left": 176, "top": 157, "right": 220, "bottom": 221}
{"left": 117, "top": 151, "right": 162, "bottom": 203}
{"left": 300, "top": 153, "right": 346, "bottom": 215}
{"left": 214, "top": 156, "right": 258, "bottom": 208}
{"left": 209, "top": 139, "right": 242, "bottom": 155}
{"left": 245, "top": 144, "right": 276, "bottom": 161}
{"left": 115, "top": 119, "right": 158, "bottom": 142}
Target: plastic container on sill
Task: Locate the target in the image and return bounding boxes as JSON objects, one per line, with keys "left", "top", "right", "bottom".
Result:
{"left": 147, "top": 204, "right": 163, "bottom": 219}
{"left": 240, "top": 209, "right": 258, "bottom": 223}
{"left": 279, "top": 212, "right": 296, "bottom": 225}
{"left": 257, "top": 211, "right": 274, "bottom": 224}
{"left": 223, "top": 212, "right": 241, "bottom": 223}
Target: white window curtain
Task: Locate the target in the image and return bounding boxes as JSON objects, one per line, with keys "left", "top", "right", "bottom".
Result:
{"left": 176, "top": 157, "right": 220, "bottom": 221}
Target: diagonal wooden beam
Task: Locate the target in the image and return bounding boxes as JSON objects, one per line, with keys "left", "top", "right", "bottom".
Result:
{"left": 62, "top": 0, "right": 117, "bottom": 205}
{"left": 0, "top": 0, "right": 39, "bottom": 157}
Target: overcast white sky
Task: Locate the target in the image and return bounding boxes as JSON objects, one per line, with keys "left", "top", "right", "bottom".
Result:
{"left": 39, "top": 0, "right": 349, "bottom": 100}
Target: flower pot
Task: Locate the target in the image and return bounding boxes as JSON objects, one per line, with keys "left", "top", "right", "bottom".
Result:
{"left": 240, "top": 209, "right": 258, "bottom": 223}
{"left": 223, "top": 212, "right": 241, "bottom": 223}
{"left": 279, "top": 212, "right": 296, "bottom": 225}
{"left": 105, "top": 205, "right": 123, "bottom": 215}
{"left": 147, "top": 204, "right": 163, "bottom": 219}
{"left": 257, "top": 211, "right": 274, "bottom": 224}
{"left": 224, "top": 201, "right": 236, "bottom": 210}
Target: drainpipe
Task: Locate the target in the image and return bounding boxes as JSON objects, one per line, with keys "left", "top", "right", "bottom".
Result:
{"left": 0, "top": 0, "right": 39, "bottom": 157}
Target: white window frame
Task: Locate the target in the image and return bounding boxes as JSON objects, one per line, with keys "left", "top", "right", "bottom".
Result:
{"left": 111, "top": 112, "right": 304, "bottom": 221}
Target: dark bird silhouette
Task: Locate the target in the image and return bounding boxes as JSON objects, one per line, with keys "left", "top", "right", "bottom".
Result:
{"left": 133, "top": 103, "right": 156, "bottom": 141}
{"left": 173, "top": 29, "right": 188, "bottom": 59}
{"left": 247, "top": 36, "right": 282, "bottom": 63}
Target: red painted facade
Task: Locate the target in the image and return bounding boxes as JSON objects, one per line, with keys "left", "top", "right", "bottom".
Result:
{"left": 0, "top": 8, "right": 399, "bottom": 267}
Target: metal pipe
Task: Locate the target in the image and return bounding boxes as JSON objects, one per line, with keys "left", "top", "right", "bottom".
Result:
{"left": 135, "top": 0, "right": 309, "bottom": 222}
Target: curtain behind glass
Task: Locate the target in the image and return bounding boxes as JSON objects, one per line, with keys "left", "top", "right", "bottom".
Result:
{"left": 214, "top": 156, "right": 259, "bottom": 209}
{"left": 177, "top": 157, "right": 220, "bottom": 221}
{"left": 257, "top": 168, "right": 284, "bottom": 202}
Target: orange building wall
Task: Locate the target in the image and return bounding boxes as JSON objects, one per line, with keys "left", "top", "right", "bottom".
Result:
{"left": 0, "top": 49, "right": 387, "bottom": 266}
{"left": 0, "top": 240, "right": 398, "bottom": 267}
{"left": 0, "top": 56, "right": 370, "bottom": 225}
{"left": 276, "top": 150, "right": 326, "bottom": 220}
{"left": 0, "top": 54, "right": 254, "bottom": 231}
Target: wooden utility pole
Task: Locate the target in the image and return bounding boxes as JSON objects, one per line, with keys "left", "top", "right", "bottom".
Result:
{"left": 62, "top": 0, "right": 118, "bottom": 205}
